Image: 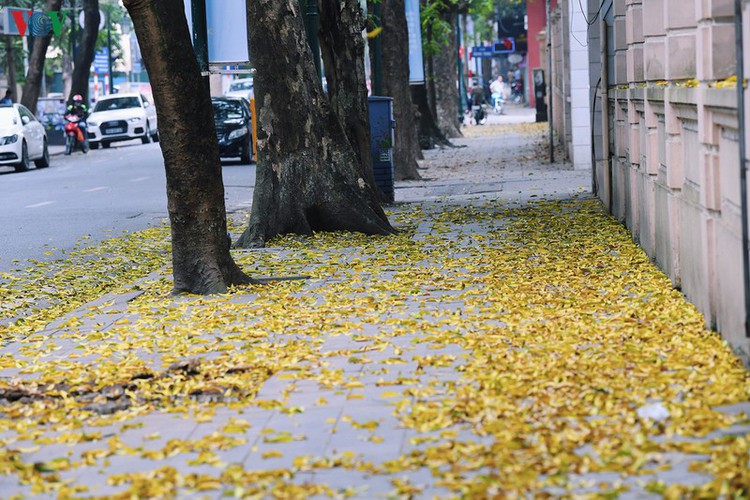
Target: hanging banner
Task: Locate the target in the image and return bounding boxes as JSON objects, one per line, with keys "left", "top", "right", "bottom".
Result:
{"left": 404, "top": 0, "right": 424, "bottom": 84}
{"left": 185, "top": 0, "right": 250, "bottom": 65}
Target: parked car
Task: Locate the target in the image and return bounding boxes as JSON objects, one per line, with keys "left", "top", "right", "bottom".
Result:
{"left": 86, "top": 93, "right": 158, "bottom": 149}
{"left": 224, "top": 78, "right": 254, "bottom": 101}
{"left": 212, "top": 97, "right": 253, "bottom": 164}
{"left": 0, "top": 103, "right": 49, "bottom": 172}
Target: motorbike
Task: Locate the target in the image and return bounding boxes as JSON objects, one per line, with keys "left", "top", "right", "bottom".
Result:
{"left": 471, "top": 102, "right": 487, "bottom": 125}
{"left": 491, "top": 92, "right": 505, "bottom": 115}
{"left": 63, "top": 113, "right": 88, "bottom": 155}
{"left": 511, "top": 80, "right": 524, "bottom": 103}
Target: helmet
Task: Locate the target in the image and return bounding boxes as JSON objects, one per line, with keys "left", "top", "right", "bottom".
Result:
{"left": 72, "top": 94, "right": 83, "bottom": 103}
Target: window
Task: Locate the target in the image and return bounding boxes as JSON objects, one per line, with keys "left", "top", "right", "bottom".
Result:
{"left": 94, "top": 97, "right": 141, "bottom": 112}
{"left": 18, "top": 106, "right": 35, "bottom": 123}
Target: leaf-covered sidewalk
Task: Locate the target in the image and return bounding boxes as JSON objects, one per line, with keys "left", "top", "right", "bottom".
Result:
{"left": 1, "top": 122, "right": 749, "bottom": 498}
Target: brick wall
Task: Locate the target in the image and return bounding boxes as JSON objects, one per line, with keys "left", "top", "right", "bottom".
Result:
{"left": 589, "top": 0, "right": 750, "bottom": 363}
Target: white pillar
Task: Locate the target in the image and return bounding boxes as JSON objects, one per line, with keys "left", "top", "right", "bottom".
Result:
{"left": 568, "top": 0, "right": 592, "bottom": 170}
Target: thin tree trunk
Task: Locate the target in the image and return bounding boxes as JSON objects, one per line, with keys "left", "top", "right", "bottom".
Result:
{"left": 123, "top": 0, "right": 251, "bottom": 295}
{"left": 378, "top": 0, "right": 421, "bottom": 180}
{"left": 431, "top": 7, "right": 461, "bottom": 138}
{"left": 21, "top": 0, "right": 62, "bottom": 112}
{"left": 237, "top": 0, "right": 393, "bottom": 248}
{"left": 70, "top": 0, "right": 99, "bottom": 102}
{"left": 5, "top": 36, "right": 17, "bottom": 99}
{"left": 411, "top": 83, "right": 452, "bottom": 149}
{"left": 318, "top": 0, "right": 384, "bottom": 201}
{"left": 62, "top": 52, "right": 72, "bottom": 98}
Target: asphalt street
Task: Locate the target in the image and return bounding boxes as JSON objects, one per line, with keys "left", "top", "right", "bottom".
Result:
{"left": 0, "top": 140, "right": 256, "bottom": 274}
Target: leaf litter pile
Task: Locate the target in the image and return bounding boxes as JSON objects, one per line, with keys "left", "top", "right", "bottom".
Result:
{"left": 0, "top": 197, "right": 749, "bottom": 498}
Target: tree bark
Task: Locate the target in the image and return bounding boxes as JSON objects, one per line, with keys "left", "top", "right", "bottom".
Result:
{"left": 411, "top": 83, "right": 452, "bottom": 149}
{"left": 70, "top": 0, "right": 99, "bottom": 102}
{"left": 377, "top": 0, "right": 421, "bottom": 180}
{"left": 4, "top": 36, "right": 17, "bottom": 100}
{"left": 21, "top": 0, "right": 62, "bottom": 112}
{"left": 317, "top": 0, "right": 382, "bottom": 200}
{"left": 429, "top": 7, "right": 462, "bottom": 138}
{"left": 237, "top": 0, "right": 393, "bottom": 248}
{"left": 123, "top": 0, "right": 251, "bottom": 295}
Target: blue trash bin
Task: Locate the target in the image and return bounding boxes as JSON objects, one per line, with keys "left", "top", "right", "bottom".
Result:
{"left": 368, "top": 96, "right": 395, "bottom": 202}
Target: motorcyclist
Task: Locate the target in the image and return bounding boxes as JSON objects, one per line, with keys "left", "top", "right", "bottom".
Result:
{"left": 470, "top": 79, "right": 485, "bottom": 107}
{"left": 489, "top": 76, "right": 506, "bottom": 113}
{"left": 66, "top": 94, "right": 89, "bottom": 142}
{"left": 470, "top": 79, "right": 487, "bottom": 124}
{"left": 66, "top": 94, "right": 89, "bottom": 132}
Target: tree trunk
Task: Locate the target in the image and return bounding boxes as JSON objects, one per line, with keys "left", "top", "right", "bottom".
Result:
{"left": 4, "top": 36, "right": 17, "bottom": 99}
{"left": 70, "top": 0, "right": 99, "bottom": 102}
{"left": 430, "top": 7, "right": 462, "bottom": 138}
{"left": 123, "top": 0, "right": 250, "bottom": 295}
{"left": 317, "top": 0, "right": 383, "bottom": 201}
{"left": 377, "top": 0, "right": 421, "bottom": 181}
{"left": 62, "top": 52, "right": 72, "bottom": 99}
{"left": 411, "top": 83, "right": 452, "bottom": 149}
{"left": 237, "top": 0, "right": 394, "bottom": 248}
{"left": 21, "top": 0, "right": 62, "bottom": 112}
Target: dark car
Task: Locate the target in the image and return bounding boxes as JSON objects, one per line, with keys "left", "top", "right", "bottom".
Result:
{"left": 211, "top": 97, "right": 253, "bottom": 164}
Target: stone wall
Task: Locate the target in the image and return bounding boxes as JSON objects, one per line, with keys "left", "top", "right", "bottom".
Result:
{"left": 590, "top": 0, "right": 750, "bottom": 362}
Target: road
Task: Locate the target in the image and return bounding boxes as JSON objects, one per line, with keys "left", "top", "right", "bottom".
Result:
{"left": 0, "top": 140, "right": 256, "bottom": 274}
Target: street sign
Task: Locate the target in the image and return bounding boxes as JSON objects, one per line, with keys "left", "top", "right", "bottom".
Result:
{"left": 493, "top": 38, "right": 516, "bottom": 54}
{"left": 471, "top": 46, "right": 494, "bottom": 58}
{"left": 92, "top": 48, "right": 109, "bottom": 74}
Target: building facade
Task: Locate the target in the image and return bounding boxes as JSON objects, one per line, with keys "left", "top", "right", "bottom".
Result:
{"left": 546, "top": 0, "right": 750, "bottom": 362}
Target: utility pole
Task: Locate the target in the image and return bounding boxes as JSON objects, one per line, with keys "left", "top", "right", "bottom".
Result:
{"left": 546, "top": 0, "right": 554, "bottom": 164}
{"left": 456, "top": 13, "right": 464, "bottom": 125}
{"left": 302, "top": 0, "right": 321, "bottom": 81}
{"left": 106, "top": 6, "right": 113, "bottom": 94}
{"left": 372, "top": 2, "right": 382, "bottom": 95}
{"left": 190, "top": 0, "right": 210, "bottom": 94}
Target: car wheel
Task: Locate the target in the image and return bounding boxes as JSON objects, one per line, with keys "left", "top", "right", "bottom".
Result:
{"left": 151, "top": 127, "right": 159, "bottom": 143}
{"left": 90, "top": 142, "right": 99, "bottom": 150}
{"left": 102, "top": 141, "right": 111, "bottom": 149}
{"left": 240, "top": 143, "right": 252, "bottom": 165}
{"left": 15, "top": 141, "right": 29, "bottom": 172}
{"left": 142, "top": 123, "right": 152, "bottom": 144}
{"left": 35, "top": 140, "right": 50, "bottom": 168}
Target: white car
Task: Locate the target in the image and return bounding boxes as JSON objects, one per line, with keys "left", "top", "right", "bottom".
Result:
{"left": 224, "top": 78, "right": 254, "bottom": 101}
{"left": 0, "top": 103, "right": 49, "bottom": 172}
{"left": 86, "top": 93, "right": 158, "bottom": 149}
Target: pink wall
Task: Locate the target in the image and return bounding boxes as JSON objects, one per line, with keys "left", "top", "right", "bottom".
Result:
{"left": 526, "top": 0, "right": 548, "bottom": 107}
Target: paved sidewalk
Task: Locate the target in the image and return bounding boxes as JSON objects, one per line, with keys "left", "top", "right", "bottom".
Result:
{"left": 1, "top": 112, "right": 749, "bottom": 498}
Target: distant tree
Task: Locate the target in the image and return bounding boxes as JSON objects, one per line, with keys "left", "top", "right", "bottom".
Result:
{"left": 21, "top": 0, "right": 63, "bottom": 112}
{"left": 318, "top": 0, "right": 382, "bottom": 200}
{"left": 123, "top": 0, "right": 251, "bottom": 294}
{"left": 70, "top": 0, "right": 99, "bottom": 102}
{"left": 236, "top": 0, "right": 393, "bottom": 248}
{"left": 4, "top": 36, "right": 18, "bottom": 100}
{"left": 421, "top": 0, "right": 462, "bottom": 138}
{"left": 370, "top": 0, "right": 421, "bottom": 180}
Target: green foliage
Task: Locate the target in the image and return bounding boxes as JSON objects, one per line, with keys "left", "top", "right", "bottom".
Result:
{"left": 420, "top": 0, "right": 525, "bottom": 55}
